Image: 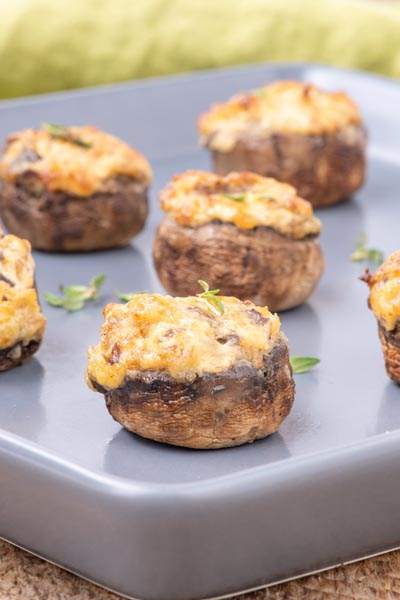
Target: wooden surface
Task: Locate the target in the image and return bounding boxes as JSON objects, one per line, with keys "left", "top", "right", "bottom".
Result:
{"left": 1, "top": 539, "right": 400, "bottom": 600}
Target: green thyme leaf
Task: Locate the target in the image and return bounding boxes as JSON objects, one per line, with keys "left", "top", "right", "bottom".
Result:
{"left": 90, "top": 274, "right": 106, "bottom": 295}
{"left": 43, "top": 292, "right": 63, "bottom": 307}
{"left": 116, "top": 290, "right": 146, "bottom": 302}
{"left": 62, "top": 295, "right": 85, "bottom": 312}
{"left": 252, "top": 87, "right": 267, "bottom": 99}
{"left": 350, "top": 232, "right": 384, "bottom": 265}
{"left": 359, "top": 231, "right": 368, "bottom": 247}
{"left": 221, "top": 193, "right": 276, "bottom": 203}
{"left": 197, "top": 280, "right": 225, "bottom": 315}
{"left": 61, "top": 285, "right": 87, "bottom": 295}
{"left": 44, "top": 274, "right": 106, "bottom": 312}
{"left": 366, "top": 248, "right": 384, "bottom": 264}
{"left": 42, "top": 122, "right": 92, "bottom": 149}
{"left": 290, "top": 356, "right": 320, "bottom": 374}
{"left": 221, "top": 193, "right": 247, "bottom": 202}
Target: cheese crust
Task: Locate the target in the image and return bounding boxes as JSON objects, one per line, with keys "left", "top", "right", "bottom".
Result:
{"left": 0, "top": 126, "right": 152, "bottom": 197}
{"left": 198, "top": 80, "right": 362, "bottom": 152}
{"left": 0, "top": 233, "right": 35, "bottom": 288}
{"left": 0, "top": 231, "right": 46, "bottom": 349}
{"left": 86, "top": 293, "right": 281, "bottom": 389}
{"left": 366, "top": 251, "right": 400, "bottom": 331}
{"left": 159, "top": 170, "right": 321, "bottom": 239}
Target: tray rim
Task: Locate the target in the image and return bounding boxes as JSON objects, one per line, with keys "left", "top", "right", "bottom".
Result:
{"left": 0, "top": 60, "right": 399, "bottom": 110}
{"left": 2, "top": 420, "right": 400, "bottom": 495}
{"left": 2, "top": 533, "right": 400, "bottom": 600}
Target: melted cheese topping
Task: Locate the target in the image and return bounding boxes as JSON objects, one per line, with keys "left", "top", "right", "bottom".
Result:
{"left": 0, "top": 231, "right": 46, "bottom": 348}
{"left": 159, "top": 170, "right": 321, "bottom": 239}
{"left": 367, "top": 251, "right": 400, "bottom": 331}
{"left": 86, "top": 293, "right": 281, "bottom": 389}
{"left": 0, "top": 126, "right": 152, "bottom": 196}
{"left": 198, "top": 80, "right": 362, "bottom": 152}
{"left": 0, "top": 283, "right": 46, "bottom": 349}
{"left": 0, "top": 233, "right": 35, "bottom": 288}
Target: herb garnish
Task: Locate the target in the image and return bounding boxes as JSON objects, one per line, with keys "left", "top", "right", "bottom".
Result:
{"left": 42, "top": 123, "right": 92, "bottom": 149}
{"left": 44, "top": 274, "right": 105, "bottom": 312}
{"left": 290, "top": 356, "right": 320, "bottom": 374}
{"left": 196, "top": 280, "right": 225, "bottom": 315}
{"left": 252, "top": 88, "right": 266, "bottom": 99}
{"left": 116, "top": 291, "right": 145, "bottom": 302}
{"left": 221, "top": 193, "right": 275, "bottom": 202}
{"left": 221, "top": 193, "right": 246, "bottom": 202}
{"left": 350, "top": 232, "right": 383, "bottom": 265}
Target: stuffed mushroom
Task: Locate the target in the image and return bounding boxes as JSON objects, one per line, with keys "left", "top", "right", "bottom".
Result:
{"left": 362, "top": 251, "right": 400, "bottom": 384}
{"left": 153, "top": 170, "right": 324, "bottom": 311}
{"left": 86, "top": 292, "right": 295, "bottom": 449}
{"left": 0, "top": 125, "right": 152, "bottom": 251}
{"left": 0, "top": 230, "right": 46, "bottom": 371}
{"left": 198, "top": 80, "right": 367, "bottom": 207}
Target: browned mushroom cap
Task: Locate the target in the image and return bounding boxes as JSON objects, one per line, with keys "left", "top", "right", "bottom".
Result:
{"left": 91, "top": 336, "right": 294, "bottom": 449}
{"left": 153, "top": 170, "right": 324, "bottom": 311}
{"left": 210, "top": 127, "right": 366, "bottom": 208}
{"left": 0, "top": 126, "right": 152, "bottom": 251}
{"left": 0, "top": 231, "right": 46, "bottom": 371}
{"left": 0, "top": 339, "right": 41, "bottom": 372}
{"left": 377, "top": 325, "right": 400, "bottom": 384}
{"left": 86, "top": 293, "right": 295, "bottom": 449}
{"left": 362, "top": 251, "right": 400, "bottom": 384}
{"left": 198, "top": 81, "right": 366, "bottom": 207}
{"left": 0, "top": 175, "right": 149, "bottom": 252}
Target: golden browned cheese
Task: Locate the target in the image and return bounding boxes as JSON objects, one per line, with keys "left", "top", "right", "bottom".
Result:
{"left": 367, "top": 251, "right": 400, "bottom": 331}
{"left": 0, "top": 231, "right": 46, "bottom": 348}
{"left": 159, "top": 170, "right": 321, "bottom": 239}
{"left": 0, "top": 126, "right": 152, "bottom": 196}
{"left": 86, "top": 293, "right": 281, "bottom": 389}
{"left": 198, "top": 80, "right": 362, "bottom": 152}
{"left": 0, "top": 233, "right": 35, "bottom": 288}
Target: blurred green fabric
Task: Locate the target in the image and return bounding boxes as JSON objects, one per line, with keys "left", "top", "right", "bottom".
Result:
{"left": 1, "top": 0, "right": 399, "bottom": 99}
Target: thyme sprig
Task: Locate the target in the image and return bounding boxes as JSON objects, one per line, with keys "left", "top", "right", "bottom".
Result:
{"left": 350, "top": 232, "right": 383, "bottom": 265}
{"left": 290, "top": 356, "right": 320, "bottom": 374}
{"left": 42, "top": 122, "right": 92, "bottom": 149}
{"left": 44, "top": 274, "right": 105, "bottom": 312}
{"left": 252, "top": 87, "right": 267, "bottom": 99}
{"left": 116, "top": 290, "right": 145, "bottom": 303}
{"left": 220, "top": 193, "right": 274, "bottom": 202}
{"left": 221, "top": 193, "right": 246, "bottom": 202}
{"left": 196, "top": 280, "right": 225, "bottom": 315}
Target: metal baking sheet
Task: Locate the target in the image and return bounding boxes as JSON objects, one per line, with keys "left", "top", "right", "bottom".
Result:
{"left": 1, "top": 63, "right": 400, "bottom": 600}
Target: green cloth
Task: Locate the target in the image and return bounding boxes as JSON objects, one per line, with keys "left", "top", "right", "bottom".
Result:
{"left": 0, "top": 0, "right": 399, "bottom": 99}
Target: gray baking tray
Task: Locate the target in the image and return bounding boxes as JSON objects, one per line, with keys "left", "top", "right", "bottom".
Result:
{"left": 1, "top": 63, "right": 400, "bottom": 600}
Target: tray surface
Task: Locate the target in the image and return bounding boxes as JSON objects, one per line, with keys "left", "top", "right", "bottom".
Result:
{"left": 1, "top": 63, "right": 400, "bottom": 600}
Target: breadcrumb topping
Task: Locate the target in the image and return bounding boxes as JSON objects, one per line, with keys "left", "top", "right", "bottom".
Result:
{"left": 0, "top": 126, "right": 152, "bottom": 196}
{"left": 365, "top": 251, "right": 400, "bottom": 331}
{"left": 159, "top": 170, "right": 321, "bottom": 239}
{"left": 86, "top": 293, "right": 281, "bottom": 389}
{"left": 198, "top": 80, "right": 361, "bottom": 152}
{"left": 0, "top": 230, "right": 46, "bottom": 348}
